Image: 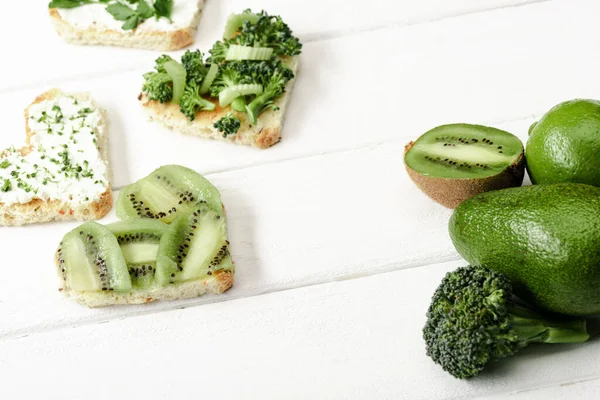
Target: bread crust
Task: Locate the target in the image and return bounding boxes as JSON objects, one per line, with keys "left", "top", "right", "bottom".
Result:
{"left": 140, "top": 57, "right": 300, "bottom": 149}
{"left": 49, "top": 4, "right": 203, "bottom": 51}
{"left": 55, "top": 253, "right": 234, "bottom": 308}
{"left": 0, "top": 89, "right": 113, "bottom": 226}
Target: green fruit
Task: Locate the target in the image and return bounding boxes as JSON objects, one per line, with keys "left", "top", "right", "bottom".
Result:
{"left": 117, "top": 165, "right": 223, "bottom": 224}
{"left": 155, "top": 203, "right": 230, "bottom": 286}
{"left": 107, "top": 219, "right": 169, "bottom": 289}
{"left": 448, "top": 183, "right": 600, "bottom": 316}
{"left": 56, "top": 222, "right": 132, "bottom": 293}
{"left": 526, "top": 99, "right": 600, "bottom": 185}
{"left": 404, "top": 124, "right": 525, "bottom": 209}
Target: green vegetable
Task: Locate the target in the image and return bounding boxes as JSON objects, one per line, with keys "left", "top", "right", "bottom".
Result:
{"left": 219, "top": 84, "right": 263, "bottom": 107}
{"left": 142, "top": 55, "right": 176, "bottom": 103}
{"left": 208, "top": 61, "right": 255, "bottom": 102}
{"left": 527, "top": 99, "right": 600, "bottom": 186}
{"left": 245, "top": 60, "right": 294, "bottom": 123}
{"left": 163, "top": 60, "right": 186, "bottom": 104}
{"left": 153, "top": 0, "right": 173, "bottom": 21}
{"left": 48, "top": 0, "right": 95, "bottom": 8}
{"left": 1, "top": 179, "right": 11, "bottom": 192}
{"left": 208, "top": 10, "right": 302, "bottom": 64}
{"left": 449, "top": 183, "right": 600, "bottom": 316}
{"left": 179, "top": 81, "right": 216, "bottom": 121}
{"left": 225, "top": 45, "right": 273, "bottom": 61}
{"left": 0, "top": 160, "right": 10, "bottom": 169}
{"left": 214, "top": 114, "right": 241, "bottom": 137}
{"left": 230, "top": 97, "right": 247, "bottom": 112}
{"left": 223, "top": 9, "right": 261, "bottom": 39}
{"left": 181, "top": 50, "right": 208, "bottom": 84}
{"left": 424, "top": 265, "right": 589, "bottom": 379}
{"left": 199, "top": 64, "right": 219, "bottom": 95}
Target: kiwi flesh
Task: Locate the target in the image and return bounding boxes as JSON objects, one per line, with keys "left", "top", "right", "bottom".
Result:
{"left": 117, "top": 165, "right": 223, "bottom": 224}
{"left": 107, "top": 220, "right": 169, "bottom": 289}
{"left": 56, "top": 222, "right": 132, "bottom": 292}
{"left": 156, "top": 202, "right": 230, "bottom": 286}
{"left": 404, "top": 123, "right": 525, "bottom": 208}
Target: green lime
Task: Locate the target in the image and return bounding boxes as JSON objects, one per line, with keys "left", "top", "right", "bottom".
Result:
{"left": 526, "top": 99, "right": 600, "bottom": 185}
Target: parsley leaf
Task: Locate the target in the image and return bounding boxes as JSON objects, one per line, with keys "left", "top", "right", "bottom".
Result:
{"left": 121, "top": 14, "right": 141, "bottom": 30}
{"left": 154, "top": 0, "right": 173, "bottom": 21}
{"left": 105, "top": 3, "right": 136, "bottom": 21}
{"left": 136, "top": 0, "right": 154, "bottom": 19}
{"left": 48, "top": 0, "right": 94, "bottom": 8}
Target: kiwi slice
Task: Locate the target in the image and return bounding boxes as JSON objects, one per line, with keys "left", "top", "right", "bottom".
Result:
{"left": 404, "top": 124, "right": 525, "bottom": 208}
{"left": 117, "top": 165, "right": 223, "bottom": 224}
{"left": 107, "top": 220, "right": 169, "bottom": 289}
{"left": 56, "top": 222, "right": 132, "bottom": 293}
{"left": 155, "top": 203, "right": 229, "bottom": 285}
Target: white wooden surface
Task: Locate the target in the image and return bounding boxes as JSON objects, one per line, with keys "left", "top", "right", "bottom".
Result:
{"left": 2, "top": 0, "right": 599, "bottom": 398}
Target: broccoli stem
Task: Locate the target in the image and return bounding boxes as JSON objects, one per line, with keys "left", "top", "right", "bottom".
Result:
{"left": 231, "top": 97, "right": 247, "bottom": 112}
{"left": 507, "top": 303, "right": 589, "bottom": 345}
{"left": 246, "top": 91, "right": 275, "bottom": 124}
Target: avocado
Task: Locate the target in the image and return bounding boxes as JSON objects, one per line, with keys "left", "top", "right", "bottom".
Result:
{"left": 527, "top": 99, "right": 600, "bottom": 186}
{"left": 448, "top": 183, "right": 600, "bottom": 316}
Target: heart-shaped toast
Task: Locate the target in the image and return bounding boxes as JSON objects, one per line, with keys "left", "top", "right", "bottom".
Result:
{"left": 0, "top": 89, "right": 112, "bottom": 226}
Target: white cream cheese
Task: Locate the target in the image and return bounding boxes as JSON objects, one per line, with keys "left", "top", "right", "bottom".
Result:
{"left": 57, "top": 0, "right": 203, "bottom": 33}
{"left": 0, "top": 95, "right": 109, "bottom": 206}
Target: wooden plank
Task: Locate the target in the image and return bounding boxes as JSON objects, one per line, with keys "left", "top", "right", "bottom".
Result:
{"left": 0, "top": 137, "right": 459, "bottom": 337}
{"left": 0, "top": 0, "right": 598, "bottom": 190}
{"left": 478, "top": 377, "right": 600, "bottom": 399}
{"left": 1, "top": 1, "right": 541, "bottom": 91}
{"left": 1, "top": 260, "right": 597, "bottom": 400}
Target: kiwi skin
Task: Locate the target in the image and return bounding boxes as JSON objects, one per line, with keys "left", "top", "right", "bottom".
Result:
{"left": 404, "top": 141, "right": 526, "bottom": 209}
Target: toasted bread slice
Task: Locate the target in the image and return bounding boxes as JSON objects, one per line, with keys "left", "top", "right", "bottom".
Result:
{"left": 57, "top": 263, "right": 233, "bottom": 308}
{"left": 0, "top": 89, "right": 112, "bottom": 226}
{"left": 140, "top": 57, "right": 299, "bottom": 149}
{"left": 49, "top": 1, "right": 204, "bottom": 51}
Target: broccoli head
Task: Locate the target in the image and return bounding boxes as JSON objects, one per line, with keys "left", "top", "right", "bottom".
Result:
{"left": 142, "top": 71, "right": 173, "bottom": 103}
{"left": 208, "top": 61, "right": 254, "bottom": 98}
{"left": 245, "top": 60, "right": 294, "bottom": 124}
{"left": 179, "top": 80, "right": 215, "bottom": 121}
{"left": 208, "top": 11, "right": 302, "bottom": 64}
{"left": 141, "top": 55, "right": 177, "bottom": 103}
{"left": 214, "top": 114, "right": 241, "bottom": 137}
{"left": 181, "top": 50, "right": 208, "bottom": 84}
{"left": 235, "top": 12, "right": 301, "bottom": 57}
{"left": 154, "top": 54, "right": 176, "bottom": 72}
{"left": 423, "top": 265, "right": 589, "bottom": 379}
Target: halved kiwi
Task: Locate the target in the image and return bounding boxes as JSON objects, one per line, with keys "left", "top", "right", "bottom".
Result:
{"left": 56, "top": 222, "right": 132, "bottom": 293}
{"left": 404, "top": 123, "right": 525, "bottom": 208}
{"left": 107, "top": 220, "right": 169, "bottom": 289}
{"left": 117, "top": 165, "right": 223, "bottom": 224}
{"left": 155, "top": 203, "right": 230, "bottom": 286}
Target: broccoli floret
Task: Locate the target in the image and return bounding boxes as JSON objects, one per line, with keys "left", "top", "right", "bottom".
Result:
{"left": 154, "top": 54, "right": 176, "bottom": 72}
{"left": 234, "top": 12, "right": 302, "bottom": 57}
{"left": 208, "top": 11, "right": 302, "bottom": 64}
{"left": 423, "top": 265, "right": 589, "bottom": 379}
{"left": 181, "top": 50, "right": 208, "bottom": 84}
{"left": 207, "top": 40, "right": 230, "bottom": 64}
{"left": 245, "top": 60, "right": 294, "bottom": 124}
{"left": 141, "top": 55, "right": 177, "bottom": 103}
{"left": 208, "top": 61, "right": 254, "bottom": 98}
{"left": 179, "top": 80, "right": 215, "bottom": 121}
{"left": 142, "top": 71, "right": 173, "bottom": 103}
{"left": 213, "top": 114, "right": 241, "bottom": 137}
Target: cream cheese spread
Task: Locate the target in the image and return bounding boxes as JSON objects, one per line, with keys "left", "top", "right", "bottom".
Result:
{"left": 0, "top": 95, "right": 109, "bottom": 206}
{"left": 57, "top": 0, "right": 203, "bottom": 33}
